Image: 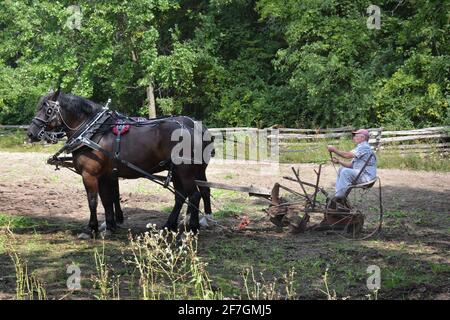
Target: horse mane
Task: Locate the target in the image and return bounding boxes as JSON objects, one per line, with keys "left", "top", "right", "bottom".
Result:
{"left": 38, "top": 91, "right": 103, "bottom": 117}
{"left": 58, "top": 93, "right": 103, "bottom": 116}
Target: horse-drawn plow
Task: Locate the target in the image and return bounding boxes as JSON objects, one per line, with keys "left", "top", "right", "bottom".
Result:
{"left": 48, "top": 154, "right": 383, "bottom": 240}
{"left": 198, "top": 164, "right": 383, "bottom": 240}
{"left": 37, "top": 94, "right": 382, "bottom": 240}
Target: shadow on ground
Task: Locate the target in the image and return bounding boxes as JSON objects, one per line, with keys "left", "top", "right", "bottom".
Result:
{"left": 0, "top": 182, "right": 449, "bottom": 299}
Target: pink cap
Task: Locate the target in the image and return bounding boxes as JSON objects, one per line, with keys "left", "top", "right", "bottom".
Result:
{"left": 352, "top": 129, "right": 369, "bottom": 138}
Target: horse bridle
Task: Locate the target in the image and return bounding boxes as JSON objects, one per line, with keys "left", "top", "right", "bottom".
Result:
{"left": 32, "top": 100, "right": 86, "bottom": 143}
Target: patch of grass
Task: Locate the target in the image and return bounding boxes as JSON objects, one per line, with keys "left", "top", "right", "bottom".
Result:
{"left": 212, "top": 276, "right": 240, "bottom": 297}
{"left": 0, "top": 129, "right": 63, "bottom": 153}
{"left": 322, "top": 245, "right": 372, "bottom": 293}
{"left": 214, "top": 202, "right": 245, "bottom": 218}
{"left": 127, "top": 227, "right": 222, "bottom": 299}
{"left": 382, "top": 260, "right": 438, "bottom": 290}
{"left": 313, "top": 241, "right": 448, "bottom": 298}
{"left": 430, "top": 263, "right": 450, "bottom": 274}
{"left": 0, "top": 201, "right": 448, "bottom": 300}
{"left": 384, "top": 210, "right": 450, "bottom": 229}
{"left": 49, "top": 174, "right": 61, "bottom": 183}
{"left": 161, "top": 206, "right": 172, "bottom": 214}
{"left": 3, "top": 226, "right": 226, "bottom": 300}
{"left": 135, "top": 182, "right": 152, "bottom": 195}
{"left": 92, "top": 241, "right": 120, "bottom": 300}
{"left": 206, "top": 238, "right": 361, "bottom": 299}
{"left": 384, "top": 211, "right": 408, "bottom": 219}
{"left": 377, "top": 152, "right": 450, "bottom": 172}
{"left": 0, "top": 213, "right": 45, "bottom": 230}
{"left": 211, "top": 189, "right": 239, "bottom": 199}
{"left": 242, "top": 266, "right": 297, "bottom": 300}
{"left": 279, "top": 137, "right": 450, "bottom": 171}
{"left": 280, "top": 139, "right": 354, "bottom": 164}
{"left": 206, "top": 237, "right": 299, "bottom": 299}
{"left": 207, "top": 238, "right": 264, "bottom": 277}
{"left": 383, "top": 271, "right": 406, "bottom": 290}
{"left": 207, "top": 237, "right": 293, "bottom": 275}
{"left": 3, "top": 227, "right": 47, "bottom": 300}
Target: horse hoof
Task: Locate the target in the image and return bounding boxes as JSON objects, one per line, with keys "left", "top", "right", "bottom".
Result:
{"left": 163, "top": 223, "right": 178, "bottom": 232}
{"left": 101, "top": 229, "right": 114, "bottom": 238}
{"left": 199, "top": 216, "right": 211, "bottom": 228}
{"left": 99, "top": 221, "right": 107, "bottom": 232}
{"left": 188, "top": 224, "right": 200, "bottom": 235}
{"left": 77, "top": 233, "right": 91, "bottom": 240}
{"left": 175, "top": 233, "right": 187, "bottom": 246}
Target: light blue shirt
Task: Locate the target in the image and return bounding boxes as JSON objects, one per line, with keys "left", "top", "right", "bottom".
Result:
{"left": 351, "top": 141, "right": 377, "bottom": 180}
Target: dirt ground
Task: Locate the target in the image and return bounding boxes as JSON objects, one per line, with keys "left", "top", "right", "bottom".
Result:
{"left": 0, "top": 151, "right": 449, "bottom": 299}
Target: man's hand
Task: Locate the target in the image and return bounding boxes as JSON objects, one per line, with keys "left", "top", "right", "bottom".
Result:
{"left": 328, "top": 145, "right": 355, "bottom": 159}
{"left": 327, "top": 145, "right": 337, "bottom": 153}
{"left": 331, "top": 157, "right": 340, "bottom": 164}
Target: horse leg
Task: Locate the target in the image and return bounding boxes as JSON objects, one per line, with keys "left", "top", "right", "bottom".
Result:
{"left": 98, "top": 175, "right": 117, "bottom": 232}
{"left": 112, "top": 174, "right": 124, "bottom": 224}
{"left": 178, "top": 169, "right": 201, "bottom": 234}
{"left": 164, "top": 173, "right": 186, "bottom": 231}
{"left": 82, "top": 172, "right": 99, "bottom": 234}
{"left": 197, "top": 169, "right": 212, "bottom": 216}
{"left": 187, "top": 187, "right": 201, "bottom": 234}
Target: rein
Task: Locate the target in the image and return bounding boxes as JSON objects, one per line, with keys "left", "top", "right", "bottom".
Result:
{"left": 329, "top": 151, "right": 338, "bottom": 174}
{"left": 56, "top": 106, "right": 87, "bottom": 131}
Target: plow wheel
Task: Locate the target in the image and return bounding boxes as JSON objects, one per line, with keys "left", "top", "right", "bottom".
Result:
{"left": 322, "top": 179, "right": 383, "bottom": 240}
{"left": 321, "top": 210, "right": 365, "bottom": 239}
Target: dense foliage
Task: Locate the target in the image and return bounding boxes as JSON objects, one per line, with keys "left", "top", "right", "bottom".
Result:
{"left": 0, "top": 0, "right": 448, "bottom": 128}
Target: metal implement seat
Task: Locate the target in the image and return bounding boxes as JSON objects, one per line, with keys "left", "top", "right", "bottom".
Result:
{"left": 344, "top": 177, "right": 378, "bottom": 197}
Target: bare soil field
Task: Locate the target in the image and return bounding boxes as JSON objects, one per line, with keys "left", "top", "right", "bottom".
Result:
{"left": 0, "top": 151, "right": 449, "bottom": 299}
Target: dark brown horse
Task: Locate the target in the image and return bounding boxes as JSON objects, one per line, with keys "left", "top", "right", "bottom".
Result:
{"left": 27, "top": 89, "right": 214, "bottom": 235}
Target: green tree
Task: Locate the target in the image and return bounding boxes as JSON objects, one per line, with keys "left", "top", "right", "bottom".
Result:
{"left": 0, "top": 0, "right": 177, "bottom": 122}
{"left": 0, "top": 0, "right": 448, "bottom": 128}
{"left": 256, "top": 0, "right": 449, "bottom": 128}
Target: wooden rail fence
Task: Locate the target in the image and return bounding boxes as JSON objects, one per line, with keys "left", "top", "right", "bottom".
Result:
{"left": 2, "top": 124, "right": 449, "bottom": 155}
{"left": 209, "top": 126, "right": 450, "bottom": 155}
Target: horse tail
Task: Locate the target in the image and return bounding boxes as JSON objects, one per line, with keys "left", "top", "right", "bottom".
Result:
{"left": 178, "top": 115, "right": 215, "bottom": 159}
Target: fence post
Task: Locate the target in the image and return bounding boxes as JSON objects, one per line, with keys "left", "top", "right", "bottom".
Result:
{"left": 375, "top": 127, "right": 383, "bottom": 152}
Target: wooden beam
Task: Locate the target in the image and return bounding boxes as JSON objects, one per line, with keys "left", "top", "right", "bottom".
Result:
{"left": 195, "top": 180, "right": 272, "bottom": 196}
{"left": 380, "top": 143, "right": 450, "bottom": 150}
{"left": 0, "top": 125, "right": 29, "bottom": 129}
{"left": 379, "top": 133, "right": 450, "bottom": 143}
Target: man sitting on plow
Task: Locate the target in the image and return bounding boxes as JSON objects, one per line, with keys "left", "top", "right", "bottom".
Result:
{"left": 327, "top": 129, "right": 377, "bottom": 210}
{"left": 267, "top": 129, "right": 378, "bottom": 234}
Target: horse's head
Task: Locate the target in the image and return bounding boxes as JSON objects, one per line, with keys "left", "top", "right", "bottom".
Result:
{"left": 27, "top": 88, "right": 65, "bottom": 143}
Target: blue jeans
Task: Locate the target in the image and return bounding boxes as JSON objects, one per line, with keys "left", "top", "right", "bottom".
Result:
{"left": 335, "top": 168, "right": 371, "bottom": 198}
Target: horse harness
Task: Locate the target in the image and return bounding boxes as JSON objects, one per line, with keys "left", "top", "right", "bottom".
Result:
{"left": 46, "top": 101, "right": 179, "bottom": 192}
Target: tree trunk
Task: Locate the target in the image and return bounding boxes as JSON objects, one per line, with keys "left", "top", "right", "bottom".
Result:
{"left": 147, "top": 81, "right": 156, "bottom": 118}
